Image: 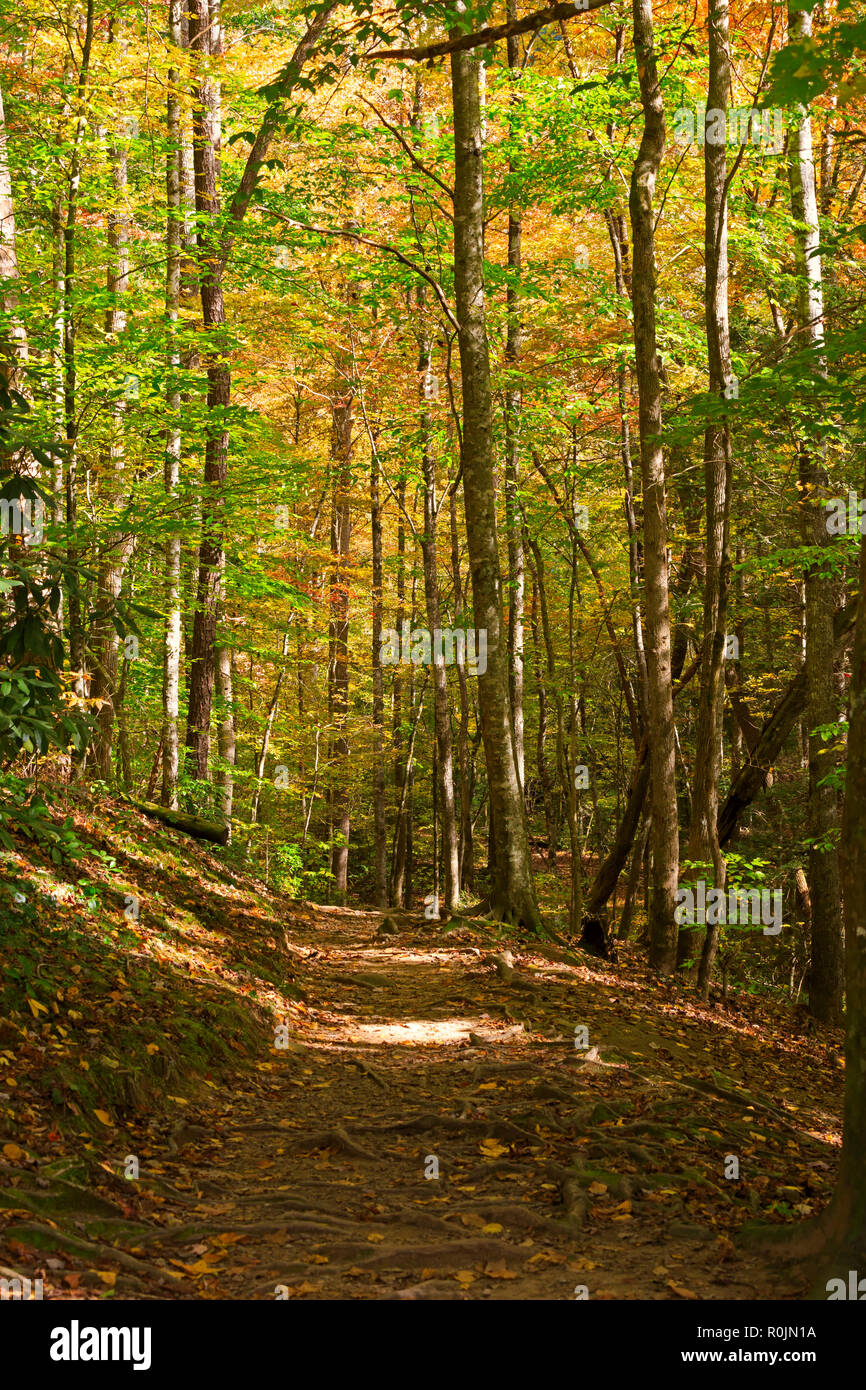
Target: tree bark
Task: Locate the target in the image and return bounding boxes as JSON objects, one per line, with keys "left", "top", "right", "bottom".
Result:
{"left": 504, "top": 2, "right": 525, "bottom": 790}
{"left": 162, "top": 0, "right": 184, "bottom": 808}
{"left": 451, "top": 23, "right": 542, "bottom": 931}
{"left": 628, "top": 0, "right": 678, "bottom": 970}
{"left": 90, "top": 14, "right": 133, "bottom": 779}
{"left": 418, "top": 323, "right": 460, "bottom": 911}
{"left": 328, "top": 355, "right": 352, "bottom": 903}
{"left": 787, "top": 0, "right": 844, "bottom": 1026}
{"left": 370, "top": 429, "right": 388, "bottom": 907}
{"left": 185, "top": 0, "right": 228, "bottom": 779}
{"left": 685, "top": 0, "right": 734, "bottom": 994}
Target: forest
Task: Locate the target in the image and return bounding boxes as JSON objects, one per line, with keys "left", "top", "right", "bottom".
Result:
{"left": 1, "top": 0, "right": 865, "bottom": 1313}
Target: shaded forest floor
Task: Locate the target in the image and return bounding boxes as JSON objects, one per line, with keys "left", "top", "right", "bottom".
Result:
{"left": 0, "top": 795, "right": 846, "bottom": 1299}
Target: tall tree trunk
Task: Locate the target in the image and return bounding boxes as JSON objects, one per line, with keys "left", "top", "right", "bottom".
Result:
{"left": 90, "top": 15, "right": 133, "bottom": 778}
{"left": 450, "top": 484, "right": 474, "bottom": 889}
{"left": 450, "top": 23, "right": 542, "bottom": 932}
{"left": 390, "top": 472, "right": 411, "bottom": 906}
{"left": 628, "top": 0, "right": 678, "bottom": 971}
{"left": 787, "top": 0, "right": 844, "bottom": 1026}
{"left": 185, "top": 0, "right": 228, "bottom": 779}
{"left": 162, "top": 0, "right": 184, "bottom": 807}
{"left": 824, "top": 458, "right": 866, "bottom": 1265}
{"left": 328, "top": 364, "right": 352, "bottom": 903}
{"left": 418, "top": 324, "right": 460, "bottom": 911}
{"left": 370, "top": 433, "right": 388, "bottom": 907}
{"left": 684, "top": 0, "right": 734, "bottom": 993}
{"left": 504, "top": 2, "right": 525, "bottom": 791}
{"left": 63, "top": 0, "right": 95, "bottom": 706}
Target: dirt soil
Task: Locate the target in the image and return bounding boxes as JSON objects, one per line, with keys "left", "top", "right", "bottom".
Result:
{"left": 0, "top": 822, "right": 845, "bottom": 1301}
{"left": 114, "top": 906, "right": 843, "bottom": 1300}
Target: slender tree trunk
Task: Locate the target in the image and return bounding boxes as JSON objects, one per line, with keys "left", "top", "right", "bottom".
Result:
{"left": 450, "top": 24, "right": 542, "bottom": 932}
{"left": 504, "top": 3, "right": 525, "bottom": 790}
{"left": 185, "top": 0, "right": 228, "bottom": 779}
{"left": 824, "top": 457, "right": 866, "bottom": 1264}
{"left": 162, "top": 0, "right": 184, "bottom": 807}
{"left": 91, "top": 15, "right": 133, "bottom": 778}
{"left": 63, "top": 0, "right": 96, "bottom": 702}
{"left": 328, "top": 365, "right": 352, "bottom": 902}
{"left": 390, "top": 473, "right": 410, "bottom": 906}
{"left": 787, "top": 0, "right": 844, "bottom": 1026}
{"left": 530, "top": 537, "right": 580, "bottom": 931}
{"left": 370, "top": 433, "right": 388, "bottom": 907}
{"left": 628, "top": 0, "right": 678, "bottom": 971}
{"left": 685, "top": 0, "right": 734, "bottom": 993}
{"left": 450, "top": 485, "right": 474, "bottom": 889}
{"left": 418, "top": 324, "right": 460, "bottom": 911}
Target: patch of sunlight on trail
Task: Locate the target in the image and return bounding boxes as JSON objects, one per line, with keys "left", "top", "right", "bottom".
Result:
{"left": 339, "top": 1017, "right": 488, "bottom": 1046}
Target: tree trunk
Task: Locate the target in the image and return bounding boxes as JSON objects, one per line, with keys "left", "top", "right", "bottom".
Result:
{"left": 370, "top": 433, "right": 388, "bottom": 907}
{"left": 162, "top": 0, "right": 184, "bottom": 808}
{"left": 628, "top": 0, "right": 678, "bottom": 971}
{"left": 824, "top": 457, "right": 866, "bottom": 1264}
{"left": 63, "top": 0, "right": 95, "bottom": 703}
{"left": 418, "top": 324, "right": 460, "bottom": 911}
{"left": 185, "top": 0, "right": 228, "bottom": 779}
{"left": 787, "top": 0, "right": 844, "bottom": 1026}
{"left": 328, "top": 365, "right": 352, "bottom": 903}
{"left": 686, "top": 0, "right": 734, "bottom": 994}
{"left": 504, "top": 3, "right": 525, "bottom": 790}
{"left": 450, "top": 485, "right": 474, "bottom": 890}
{"left": 450, "top": 24, "right": 542, "bottom": 932}
{"left": 90, "top": 14, "right": 133, "bottom": 779}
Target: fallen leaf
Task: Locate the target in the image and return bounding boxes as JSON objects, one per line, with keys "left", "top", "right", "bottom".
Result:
{"left": 93, "top": 1109, "right": 112, "bottom": 1126}
{"left": 666, "top": 1280, "right": 700, "bottom": 1300}
{"left": 479, "top": 1138, "right": 508, "bottom": 1158}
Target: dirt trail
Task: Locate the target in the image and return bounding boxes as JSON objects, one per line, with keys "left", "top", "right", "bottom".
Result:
{"left": 127, "top": 904, "right": 840, "bottom": 1300}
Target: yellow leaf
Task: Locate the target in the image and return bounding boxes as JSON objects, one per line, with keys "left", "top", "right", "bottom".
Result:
{"left": 93, "top": 1109, "right": 113, "bottom": 1126}
{"left": 483, "top": 1260, "right": 518, "bottom": 1279}
{"left": 146, "top": 1043, "right": 159, "bottom": 1055}
{"left": 96, "top": 1271, "right": 117, "bottom": 1287}
{"left": 481, "top": 1222, "right": 503, "bottom": 1234}
{"left": 479, "top": 1138, "right": 508, "bottom": 1158}
{"left": 2, "top": 1142, "right": 26, "bottom": 1161}
{"left": 454, "top": 1270, "right": 476, "bottom": 1285}
{"left": 366, "top": 1232, "right": 385, "bottom": 1242}
{"left": 666, "top": 1280, "right": 700, "bottom": 1300}
{"left": 27, "top": 998, "right": 48, "bottom": 1017}
{"left": 588, "top": 1181, "right": 607, "bottom": 1195}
